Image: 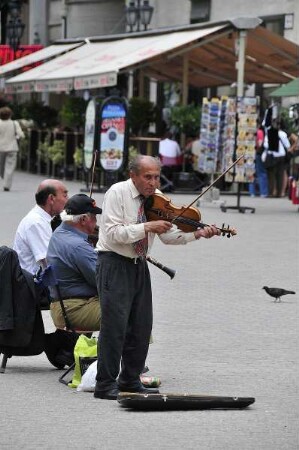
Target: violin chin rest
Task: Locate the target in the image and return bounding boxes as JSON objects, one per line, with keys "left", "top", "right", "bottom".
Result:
{"left": 144, "top": 196, "right": 154, "bottom": 209}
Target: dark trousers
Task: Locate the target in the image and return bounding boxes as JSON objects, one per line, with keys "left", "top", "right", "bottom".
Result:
{"left": 95, "top": 252, "right": 152, "bottom": 391}
{"left": 267, "top": 156, "right": 285, "bottom": 196}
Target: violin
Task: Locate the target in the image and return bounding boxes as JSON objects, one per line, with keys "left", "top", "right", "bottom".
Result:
{"left": 144, "top": 192, "right": 236, "bottom": 237}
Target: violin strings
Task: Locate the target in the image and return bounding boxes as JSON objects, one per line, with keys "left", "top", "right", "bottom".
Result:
{"left": 149, "top": 208, "right": 230, "bottom": 234}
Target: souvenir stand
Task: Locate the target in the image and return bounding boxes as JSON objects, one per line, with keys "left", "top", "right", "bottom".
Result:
{"left": 196, "top": 95, "right": 257, "bottom": 212}
{"left": 220, "top": 96, "right": 257, "bottom": 213}
{"left": 196, "top": 97, "right": 226, "bottom": 207}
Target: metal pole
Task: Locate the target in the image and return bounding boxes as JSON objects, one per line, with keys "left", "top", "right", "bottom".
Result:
{"left": 61, "top": 0, "right": 67, "bottom": 38}
{"left": 136, "top": 0, "right": 140, "bottom": 32}
{"left": 236, "top": 30, "right": 247, "bottom": 98}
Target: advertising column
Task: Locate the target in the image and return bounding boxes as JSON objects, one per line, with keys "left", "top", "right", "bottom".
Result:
{"left": 98, "top": 96, "right": 128, "bottom": 183}
{"left": 83, "top": 98, "right": 97, "bottom": 171}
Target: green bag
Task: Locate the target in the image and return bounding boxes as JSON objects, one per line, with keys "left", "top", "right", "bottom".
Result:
{"left": 68, "top": 334, "right": 98, "bottom": 388}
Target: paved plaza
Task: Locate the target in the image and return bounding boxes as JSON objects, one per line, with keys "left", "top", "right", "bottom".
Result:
{"left": 0, "top": 171, "right": 298, "bottom": 450}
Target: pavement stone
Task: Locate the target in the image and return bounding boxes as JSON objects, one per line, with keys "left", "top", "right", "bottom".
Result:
{"left": 0, "top": 171, "right": 298, "bottom": 450}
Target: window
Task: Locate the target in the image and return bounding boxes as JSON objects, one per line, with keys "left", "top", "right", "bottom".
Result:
{"left": 190, "top": 0, "right": 211, "bottom": 24}
{"left": 261, "top": 16, "right": 284, "bottom": 36}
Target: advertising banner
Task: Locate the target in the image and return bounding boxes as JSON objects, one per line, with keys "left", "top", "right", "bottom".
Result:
{"left": 83, "top": 99, "right": 97, "bottom": 170}
{"left": 98, "top": 96, "right": 128, "bottom": 172}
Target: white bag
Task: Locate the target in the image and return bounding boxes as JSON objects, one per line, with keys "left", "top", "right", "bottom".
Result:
{"left": 76, "top": 360, "right": 97, "bottom": 392}
{"left": 261, "top": 150, "right": 267, "bottom": 163}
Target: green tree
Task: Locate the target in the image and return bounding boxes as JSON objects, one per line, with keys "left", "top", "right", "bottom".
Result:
{"left": 280, "top": 107, "right": 298, "bottom": 135}
{"left": 59, "top": 97, "right": 87, "bottom": 130}
{"left": 11, "top": 100, "right": 59, "bottom": 129}
{"left": 169, "top": 104, "right": 201, "bottom": 136}
{"left": 128, "top": 97, "right": 156, "bottom": 135}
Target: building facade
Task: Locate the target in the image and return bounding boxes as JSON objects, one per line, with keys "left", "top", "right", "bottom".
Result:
{"left": 1, "top": 0, "right": 298, "bottom": 109}
{"left": 24, "top": 0, "right": 298, "bottom": 46}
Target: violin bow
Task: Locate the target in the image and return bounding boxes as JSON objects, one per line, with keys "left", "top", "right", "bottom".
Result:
{"left": 171, "top": 154, "right": 244, "bottom": 224}
{"left": 89, "top": 149, "right": 98, "bottom": 198}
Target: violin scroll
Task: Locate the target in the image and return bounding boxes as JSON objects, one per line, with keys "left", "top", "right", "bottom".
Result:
{"left": 220, "top": 223, "right": 237, "bottom": 238}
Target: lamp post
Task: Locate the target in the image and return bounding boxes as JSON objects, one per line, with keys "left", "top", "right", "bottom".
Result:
{"left": 125, "top": 0, "right": 154, "bottom": 32}
{"left": 6, "top": 0, "right": 25, "bottom": 59}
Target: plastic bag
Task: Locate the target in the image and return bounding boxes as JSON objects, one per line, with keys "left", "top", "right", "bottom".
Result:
{"left": 68, "top": 334, "right": 97, "bottom": 388}
{"left": 76, "top": 360, "right": 97, "bottom": 392}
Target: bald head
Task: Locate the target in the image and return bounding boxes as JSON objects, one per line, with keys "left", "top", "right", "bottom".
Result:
{"left": 35, "top": 179, "right": 68, "bottom": 216}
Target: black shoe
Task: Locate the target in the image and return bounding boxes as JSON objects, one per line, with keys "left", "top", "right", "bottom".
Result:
{"left": 55, "top": 349, "right": 74, "bottom": 367}
{"left": 3, "top": 187, "right": 9, "bottom": 192}
{"left": 44, "top": 350, "right": 66, "bottom": 369}
{"left": 119, "top": 385, "right": 159, "bottom": 394}
{"left": 44, "top": 348, "right": 74, "bottom": 369}
{"left": 44, "top": 333, "right": 65, "bottom": 369}
{"left": 44, "top": 331, "right": 77, "bottom": 369}
{"left": 94, "top": 388, "right": 120, "bottom": 400}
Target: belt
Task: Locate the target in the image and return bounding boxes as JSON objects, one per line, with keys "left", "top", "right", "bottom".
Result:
{"left": 97, "top": 251, "right": 144, "bottom": 264}
{"left": 51, "top": 296, "right": 91, "bottom": 303}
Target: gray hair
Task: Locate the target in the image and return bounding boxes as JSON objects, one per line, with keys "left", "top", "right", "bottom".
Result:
{"left": 129, "top": 155, "right": 161, "bottom": 175}
{"left": 60, "top": 210, "right": 91, "bottom": 223}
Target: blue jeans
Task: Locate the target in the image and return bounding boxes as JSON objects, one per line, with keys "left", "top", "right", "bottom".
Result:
{"left": 249, "top": 154, "right": 269, "bottom": 197}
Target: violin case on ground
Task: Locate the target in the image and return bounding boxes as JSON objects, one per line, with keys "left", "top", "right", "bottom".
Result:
{"left": 117, "top": 392, "right": 255, "bottom": 411}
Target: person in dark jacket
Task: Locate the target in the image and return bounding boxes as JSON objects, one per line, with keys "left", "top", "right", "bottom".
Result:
{"left": 0, "top": 246, "right": 44, "bottom": 356}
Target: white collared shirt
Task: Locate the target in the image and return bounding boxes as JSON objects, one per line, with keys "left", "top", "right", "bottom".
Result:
{"left": 264, "top": 130, "right": 290, "bottom": 157}
{"left": 158, "top": 138, "right": 182, "bottom": 166}
{"left": 96, "top": 178, "right": 196, "bottom": 259}
{"left": 13, "top": 205, "right": 52, "bottom": 274}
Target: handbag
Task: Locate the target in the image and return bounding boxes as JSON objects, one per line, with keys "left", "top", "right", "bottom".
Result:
{"left": 13, "top": 121, "right": 21, "bottom": 139}
{"left": 13, "top": 121, "right": 20, "bottom": 151}
{"left": 262, "top": 150, "right": 277, "bottom": 169}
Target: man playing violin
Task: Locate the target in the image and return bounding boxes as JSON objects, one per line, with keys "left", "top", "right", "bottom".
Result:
{"left": 94, "top": 155, "right": 220, "bottom": 400}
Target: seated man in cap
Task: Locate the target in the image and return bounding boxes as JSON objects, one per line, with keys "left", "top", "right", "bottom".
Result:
{"left": 47, "top": 194, "right": 102, "bottom": 332}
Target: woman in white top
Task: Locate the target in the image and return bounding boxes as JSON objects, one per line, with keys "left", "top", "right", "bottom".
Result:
{"left": 0, "top": 106, "right": 24, "bottom": 191}
{"left": 263, "top": 118, "right": 290, "bottom": 197}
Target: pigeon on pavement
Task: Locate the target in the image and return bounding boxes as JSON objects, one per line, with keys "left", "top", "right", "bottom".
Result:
{"left": 262, "top": 286, "right": 296, "bottom": 302}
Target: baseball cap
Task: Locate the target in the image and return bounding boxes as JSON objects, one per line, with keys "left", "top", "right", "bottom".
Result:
{"left": 64, "top": 194, "right": 102, "bottom": 215}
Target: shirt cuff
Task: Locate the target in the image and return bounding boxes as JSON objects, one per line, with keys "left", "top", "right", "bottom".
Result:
{"left": 184, "top": 232, "right": 197, "bottom": 243}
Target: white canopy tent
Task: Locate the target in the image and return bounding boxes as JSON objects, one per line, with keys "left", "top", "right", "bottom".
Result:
{"left": 4, "top": 25, "right": 225, "bottom": 93}
{"left": 3, "top": 19, "right": 299, "bottom": 96}
{"left": 0, "top": 42, "right": 83, "bottom": 78}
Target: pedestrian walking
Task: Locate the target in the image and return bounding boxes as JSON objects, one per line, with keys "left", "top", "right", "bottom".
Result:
{"left": 0, "top": 106, "right": 24, "bottom": 192}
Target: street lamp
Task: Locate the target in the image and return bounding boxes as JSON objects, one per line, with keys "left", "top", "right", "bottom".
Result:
{"left": 125, "top": 0, "right": 154, "bottom": 32}
{"left": 6, "top": 0, "right": 25, "bottom": 58}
